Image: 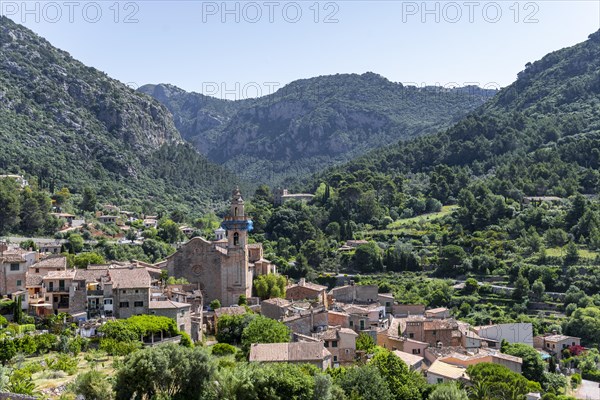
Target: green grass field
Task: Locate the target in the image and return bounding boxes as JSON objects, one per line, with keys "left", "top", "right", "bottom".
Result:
{"left": 546, "top": 246, "right": 598, "bottom": 259}
{"left": 387, "top": 205, "right": 458, "bottom": 228}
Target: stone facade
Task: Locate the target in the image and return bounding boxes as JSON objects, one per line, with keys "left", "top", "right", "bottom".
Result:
{"left": 150, "top": 300, "right": 192, "bottom": 337}
{"left": 166, "top": 189, "right": 275, "bottom": 307}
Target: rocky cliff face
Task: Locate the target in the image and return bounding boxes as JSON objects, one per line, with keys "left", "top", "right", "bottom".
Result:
{"left": 0, "top": 17, "right": 237, "bottom": 210}
{"left": 141, "top": 73, "right": 497, "bottom": 185}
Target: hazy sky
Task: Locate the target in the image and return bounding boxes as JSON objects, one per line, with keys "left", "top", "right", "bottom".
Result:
{"left": 4, "top": 1, "right": 600, "bottom": 99}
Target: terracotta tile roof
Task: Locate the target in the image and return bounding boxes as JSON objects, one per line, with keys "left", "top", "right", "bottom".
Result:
{"left": 426, "top": 307, "right": 449, "bottom": 314}
{"left": 26, "top": 273, "right": 44, "bottom": 287}
{"left": 427, "top": 360, "right": 469, "bottom": 380}
{"left": 424, "top": 319, "right": 458, "bottom": 331}
{"left": 262, "top": 298, "right": 291, "bottom": 307}
{"left": 43, "top": 270, "right": 76, "bottom": 280}
{"left": 393, "top": 350, "right": 424, "bottom": 367}
{"left": 544, "top": 334, "right": 579, "bottom": 342}
{"left": 149, "top": 300, "right": 191, "bottom": 309}
{"left": 108, "top": 267, "right": 151, "bottom": 289}
{"left": 247, "top": 243, "right": 262, "bottom": 249}
{"left": 74, "top": 269, "right": 109, "bottom": 283}
{"left": 32, "top": 256, "right": 67, "bottom": 270}
{"left": 249, "top": 342, "right": 330, "bottom": 362}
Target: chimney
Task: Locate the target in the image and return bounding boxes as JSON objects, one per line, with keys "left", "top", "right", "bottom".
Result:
{"left": 299, "top": 278, "right": 306, "bottom": 287}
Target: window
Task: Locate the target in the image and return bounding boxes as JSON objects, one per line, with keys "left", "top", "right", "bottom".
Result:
{"left": 349, "top": 321, "right": 354, "bottom": 327}
{"left": 409, "top": 333, "right": 414, "bottom": 339}
{"left": 345, "top": 349, "right": 350, "bottom": 354}
{"left": 16, "top": 280, "right": 21, "bottom": 287}
{"left": 432, "top": 330, "right": 437, "bottom": 336}
{"left": 359, "top": 320, "right": 365, "bottom": 330}
{"left": 332, "top": 341, "right": 338, "bottom": 348}
{"left": 233, "top": 232, "right": 239, "bottom": 246}
{"left": 122, "top": 290, "right": 127, "bottom": 294}
{"left": 134, "top": 301, "right": 144, "bottom": 307}
{"left": 135, "top": 289, "right": 139, "bottom": 293}
{"left": 10, "top": 264, "right": 19, "bottom": 271}
{"left": 180, "top": 324, "right": 185, "bottom": 332}
{"left": 412, "top": 349, "right": 421, "bottom": 354}
{"left": 333, "top": 356, "right": 338, "bottom": 362}
{"left": 35, "top": 268, "right": 39, "bottom": 273}
{"left": 437, "top": 378, "right": 443, "bottom": 384}
{"left": 119, "top": 302, "right": 130, "bottom": 308}
{"left": 324, "top": 341, "right": 329, "bottom": 348}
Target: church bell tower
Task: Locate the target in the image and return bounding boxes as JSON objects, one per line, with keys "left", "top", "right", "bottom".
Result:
{"left": 220, "top": 187, "right": 253, "bottom": 305}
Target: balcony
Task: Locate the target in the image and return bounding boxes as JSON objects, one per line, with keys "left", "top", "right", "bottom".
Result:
{"left": 45, "top": 287, "right": 68, "bottom": 293}
{"left": 87, "top": 290, "right": 104, "bottom": 296}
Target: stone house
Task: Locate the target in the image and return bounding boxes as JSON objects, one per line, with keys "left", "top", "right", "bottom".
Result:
{"left": 329, "top": 284, "right": 378, "bottom": 304}
{"left": 316, "top": 326, "right": 358, "bottom": 366}
{"left": 425, "top": 307, "right": 450, "bottom": 319}
{"left": 0, "top": 248, "right": 37, "bottom": 296}
{"left": 400, "top": 316, "right": 461, "bottom": 347}
{"left": 426, "top": 360, "right": 469, "bottom": 385}
{"left": 37, "top": 242, "right": 63, "bottom": 254}
{"left": 41, "top": 270, "right": 77, "bottom": 314}
{"left": 261, "top": 298, "right": 292, "bottom": 320}
{"left": 438, "top": 350, "right": 523, "bottom": 373}
{"left": 150, "top": 300, "right": 192, "bottom": 337}
{"left": 249, "top": 342, "right": 332, "bottom": 370}
{"left": 109, "top": 267, "right": 151, "bottom": 319}
{"left": 534, "top": 334, "right": 581, "bottom": 359}
{"left": 286, "top": 278, "right": 327, "bottom": 302}
{"left": 393, "top": 350, "right": 424, "bottom": 371}
{"left": 392, "top": 304, "right": 426, "bottom": 317}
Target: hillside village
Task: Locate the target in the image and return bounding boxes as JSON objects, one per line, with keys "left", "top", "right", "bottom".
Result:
{"left": 0, "top": 188, "right": 594, "bottom": 399}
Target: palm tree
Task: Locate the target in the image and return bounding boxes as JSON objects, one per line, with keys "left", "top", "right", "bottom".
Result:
{"left": 467, "top": 380, "right": 493, "bottom": 400}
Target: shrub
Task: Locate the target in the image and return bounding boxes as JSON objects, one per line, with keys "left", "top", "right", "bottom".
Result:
{"left": 582, "top": 370, "right": 600, "bottom": 382}
{"left": 99, "top": 338, "right": 141, "bottom": 356}
{"left": 211, "top": 343, "right": 237, "bottom": 356}
{"left": 69, "top": 370, "right": 113, "bottom": 400}
{"left": 34, "top": 333, "right": 57, "bottom": 354}
{"left": 179, "top": 332, "right": 193, "bottom": 348}
{"left": 46, "top": 353, "right": 78, "bottom": 375}
{"left": 571, "top": 373, "right": 582, "bottom": 388}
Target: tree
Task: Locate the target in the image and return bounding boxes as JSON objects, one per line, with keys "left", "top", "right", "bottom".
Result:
{"left": 68, "top": 234, "right": 84, "bottom": 253}
{"left": 463, "top": 278, "right": 479, "bottom": 295}
{"left": 370, "top": 349, "right": 427, "bottom": 400}
{"left": 13, "top": 296, "right": 22, "bottom": 324}
{"left": 564, "top": 241, "right": 579, "bottom": 265}
{"left": 114, "top": 344, "right": 215, "bottom": 400}
{"left": 238, "top": 294, "right": 247, "bottom": 306}
{"left": 80, "top": 187, "right": 97, "bottom": 212}
{"left": 209, "top": 299, "right": 221, "bottom": 310}
{"left": 0, "top": 340, "right": 16, "bottom": 365}
{"left": 438, "top": 245, "right": 466, "bottom": 275}
{"left": 72, "top": 252, "right": 105, "bottom": 268}
{"left": 502, "top": 343, "right": 545, "bottom": 383}
{"left": 158, "top": 218, "right": 183, "bottom": 244}
{"left": 0, "top": 179, "right": 20, "bottom": 234}
{"left": 241, "top": 316, "right": 290, "bottom": 354}
{"left": 335, "top": 364, "right": 393, "bottom": 400}
{"left": 531, "top": 279, "right": 545, "bottom": 301}
{"left": 356, "top": 333, "right": 376, "bottom": 352}
{"left": 429, "top": 383, "right": 468, "bottom": 400}
{"left": 512, "top": 273, "right": 530, "bottom": 302}
{"left": 564, "top": 307, "right": 600, "bottom": 346}
{"left": 70, "top": 370, "right": 113, "bottom": 400}
{"left": 467, "top": 363, "right": 541, "bottom": 399}
{"left": 216, "top": 313, "right": 256, "bottom": 345}
{"left": 353, "top": 242, "right": 384, "bottom": 273}
{"left": 254, "top": 274, "right": 286, "bottom": 300}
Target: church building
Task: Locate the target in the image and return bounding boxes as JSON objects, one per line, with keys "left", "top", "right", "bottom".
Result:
{"left": 164, "top": 188, "right": 276, "bottom": 306}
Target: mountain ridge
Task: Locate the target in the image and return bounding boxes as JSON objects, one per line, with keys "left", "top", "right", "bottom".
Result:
{"left": 139, "top": 73, "right": 498, "bottom": 185}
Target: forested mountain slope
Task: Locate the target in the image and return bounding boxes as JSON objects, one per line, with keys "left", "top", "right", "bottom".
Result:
{"left": 140, "top": 75, "right": 496, "bottom": 185}
{"left": 310, "top": 30, "right": 600, "bottom": 205}
{"left": 0, "top": 17, "right": 239, "bottom": 211}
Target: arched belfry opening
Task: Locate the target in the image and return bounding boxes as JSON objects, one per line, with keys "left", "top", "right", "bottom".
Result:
{"left": 233, "top": 232, "right": 239, "bottom": 246}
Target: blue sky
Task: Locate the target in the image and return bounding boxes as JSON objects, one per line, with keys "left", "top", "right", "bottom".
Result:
{"left": 4, "top": 1, "right": 600, "bottom": 99}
